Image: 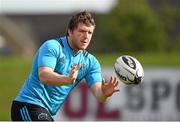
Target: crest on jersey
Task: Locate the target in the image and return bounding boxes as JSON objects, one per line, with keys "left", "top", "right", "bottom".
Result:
{"left": 59, "top": 56, "right": 66, "bottom": 63}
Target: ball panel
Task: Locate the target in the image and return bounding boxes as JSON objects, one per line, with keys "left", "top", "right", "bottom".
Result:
{"left": 122, "top": 56, "right": 136, "bottom": 70}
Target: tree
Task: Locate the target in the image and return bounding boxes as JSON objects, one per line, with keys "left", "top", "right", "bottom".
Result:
{"left": 95, "top": 0, "right": 167, "bottom": 53}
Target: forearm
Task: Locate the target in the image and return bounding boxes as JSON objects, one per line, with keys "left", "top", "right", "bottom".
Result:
{"left": 96, "top": 87, "right": 109, "bottom": 103}
{"left": 39, "top": 70, "right": 70, "bottom": 86}
{"left": 38, "top": 67, "right": 72, "bottom": 86}
{"left": 91, "top": 77, "right": 120, "bottom": 103}
{"left": 91, "top": 83, "right": 109, "bottom": 103}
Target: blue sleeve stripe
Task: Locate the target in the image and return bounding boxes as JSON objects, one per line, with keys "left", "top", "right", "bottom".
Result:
{"left": 24, "top": 106, "right": 32, "bottom": 121}
{"left": 20, "top": 108, "right": 25, "bottom": 121}
{"left": 20, "top": 106, "right": 32, "bottom": 121}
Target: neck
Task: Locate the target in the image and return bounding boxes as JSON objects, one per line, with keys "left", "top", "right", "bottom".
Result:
{"left": 67, "top": 36, "right": 81, "bottom": 54}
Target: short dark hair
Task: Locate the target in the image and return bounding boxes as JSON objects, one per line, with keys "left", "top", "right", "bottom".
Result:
{"left": 67, "top": 10, "right": 95, "bottom": 35}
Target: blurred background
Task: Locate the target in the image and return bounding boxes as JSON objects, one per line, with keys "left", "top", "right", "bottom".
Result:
{"left": 0, "top": 0, "right": 180, "bottom": 121}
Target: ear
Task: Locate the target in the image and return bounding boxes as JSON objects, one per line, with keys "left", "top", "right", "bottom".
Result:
{"left": 68, "top": 29, "right": 73, "bottom": 36}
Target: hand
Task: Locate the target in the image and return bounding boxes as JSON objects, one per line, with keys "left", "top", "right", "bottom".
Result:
{"left": 102, "top": 76, "right": 120, "bottom": 97}
{"left": 68, "top": 64, "right": 81, "bottom": 83}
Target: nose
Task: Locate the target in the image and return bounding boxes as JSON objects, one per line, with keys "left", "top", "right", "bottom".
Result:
{"left": 83, "top": 32, "right": 88, "bottom": 39}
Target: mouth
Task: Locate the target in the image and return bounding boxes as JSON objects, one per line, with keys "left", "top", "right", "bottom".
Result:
{"left": 82, "top": 42, "right": 88, "bottom": 45}
{"left": 80, "top": 41, "right": 88, "bottom": 49}
{"left": 81, "top": 40, "right": 88, "bottom": 44}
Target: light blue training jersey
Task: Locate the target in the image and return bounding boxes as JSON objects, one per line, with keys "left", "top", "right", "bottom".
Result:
{"left": 15, "top": 36, "right": 102, "bottom": 116}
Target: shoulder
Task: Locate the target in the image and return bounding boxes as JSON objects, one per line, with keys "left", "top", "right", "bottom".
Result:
{"left": 83, "top": 51, "right": 96, "bottom": 61}
{"left": 41, "top": 39, "right": 61, "bottom": 49}
{"left": 87, "top": 53, "right": 98, "bottom": 61}
{"left": 38, "top": 38, "right": 63, "bottom": 57}
{"left": 40, "top": 38, "right": 65, "bottom": 52}
{"left": 85, "top": 52, "right": 101, "bottom": 67}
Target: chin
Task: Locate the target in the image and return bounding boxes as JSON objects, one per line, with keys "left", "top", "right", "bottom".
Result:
{"left": 79, "top": 46, "right": 88, "bottom": 50}
{"left": 80, "top": 47, "right": 86, "bottom": 50}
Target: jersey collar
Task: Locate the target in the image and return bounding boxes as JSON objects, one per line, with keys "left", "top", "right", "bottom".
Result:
{"left": 61, "top": 36, "right": 83, "bottom": 57}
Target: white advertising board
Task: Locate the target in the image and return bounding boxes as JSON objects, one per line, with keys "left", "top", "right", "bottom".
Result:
{"left": 55, "top": 67, "right": 180, "bottom": 121}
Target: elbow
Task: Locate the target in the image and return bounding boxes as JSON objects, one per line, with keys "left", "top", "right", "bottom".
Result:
{"left": 39, "top": 71, "right": 49, "bottom": 84}
{"left": 38, "top": 66, "right": 54, "bottom": 85}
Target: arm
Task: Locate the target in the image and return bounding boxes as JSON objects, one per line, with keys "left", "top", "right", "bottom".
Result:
{"left": 39, "top": 64, "right": 81, "bottom": 86}
{"left": 37, "top": 40, "right": 82, "bottom": 86}
{"left": 90, "top": 76, "right": 120, "bottom": 103}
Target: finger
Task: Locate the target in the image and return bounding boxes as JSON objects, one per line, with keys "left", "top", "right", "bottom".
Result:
{"left": 102, "top": 78, "right": 105, "bottom": 86}
{"left": 111, "top": 77, "right": 117, "bottom": 85}
{"left": 71, "top": 64, "right": 77, "bottom": 70}
{"left": 109, "top": 76, "right": 113, "bottom": 84}
{"left": 111, "top": 76, "right": 116, "bottom": 85}
{"left": 77, "top": 64, "right": 81, "bottom": 69}
{"left": 114, "top": 88, "right": 120, "bottom": 92}
{"left": 76, "top": 64, "right": 81, "bottom": 70}
{"left": 114, "top": 80, "right": 119, "bottom": 87}
{"left": 110, "top": 76, "right": 113, "bottom": 81}
{"left": 73, "top": 64, "right": 77, "bottom": 67}
{"left": 70, "top": 70, "right": 75, "bottom": 75}
{"left": 72, "top": 77, "right": 75, "bottom": 81}
{"left": 112, "top": 77, "right": 117, "bottom": 84}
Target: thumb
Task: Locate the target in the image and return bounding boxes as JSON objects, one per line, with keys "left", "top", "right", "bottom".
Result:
{"left": 102, "top": 78, "right": 105, "bottom": 86}
{"left": 77, "top": 64, "right": 81, "bottom": 70}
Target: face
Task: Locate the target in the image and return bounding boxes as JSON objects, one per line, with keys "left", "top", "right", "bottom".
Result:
{"left": 68, "top": 23, "right": 95, "bottom": 52}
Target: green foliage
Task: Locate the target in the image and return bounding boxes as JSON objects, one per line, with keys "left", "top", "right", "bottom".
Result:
{"left": 96, "top": 0, "right": 166, "bottom": 53}
{"left": 95, "top": 0, "right": 179, "bottom": 53}
{"left": 158, "top": 3, "right": 180, "bottom": 52}
{"left": 158, "top": 3, "right": 180, "bottom": 31}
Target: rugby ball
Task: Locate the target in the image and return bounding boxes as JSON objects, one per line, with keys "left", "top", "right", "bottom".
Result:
{"left": 114, "top": 55, "right": 144, "bottom": 85}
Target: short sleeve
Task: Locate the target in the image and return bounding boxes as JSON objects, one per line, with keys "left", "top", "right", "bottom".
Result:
{"left": 85, "top": 56, "right": 102, "bottom": 87}
{"left": 38, "top": 40, "right": 60, "bottom": 69}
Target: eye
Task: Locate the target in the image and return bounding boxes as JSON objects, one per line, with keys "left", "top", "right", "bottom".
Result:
{"left": 79, "top": 30, "right": 86, "bottom": 33}
{"left": 79, "top": 30, "right": 84, "bottom": 32}
{"left": 88, "top": 31, "right": 93, "bottom": 34}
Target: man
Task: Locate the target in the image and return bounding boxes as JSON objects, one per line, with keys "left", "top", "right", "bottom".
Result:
{"left": 11, "top": 10, "right": 120, "bottom": 121}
